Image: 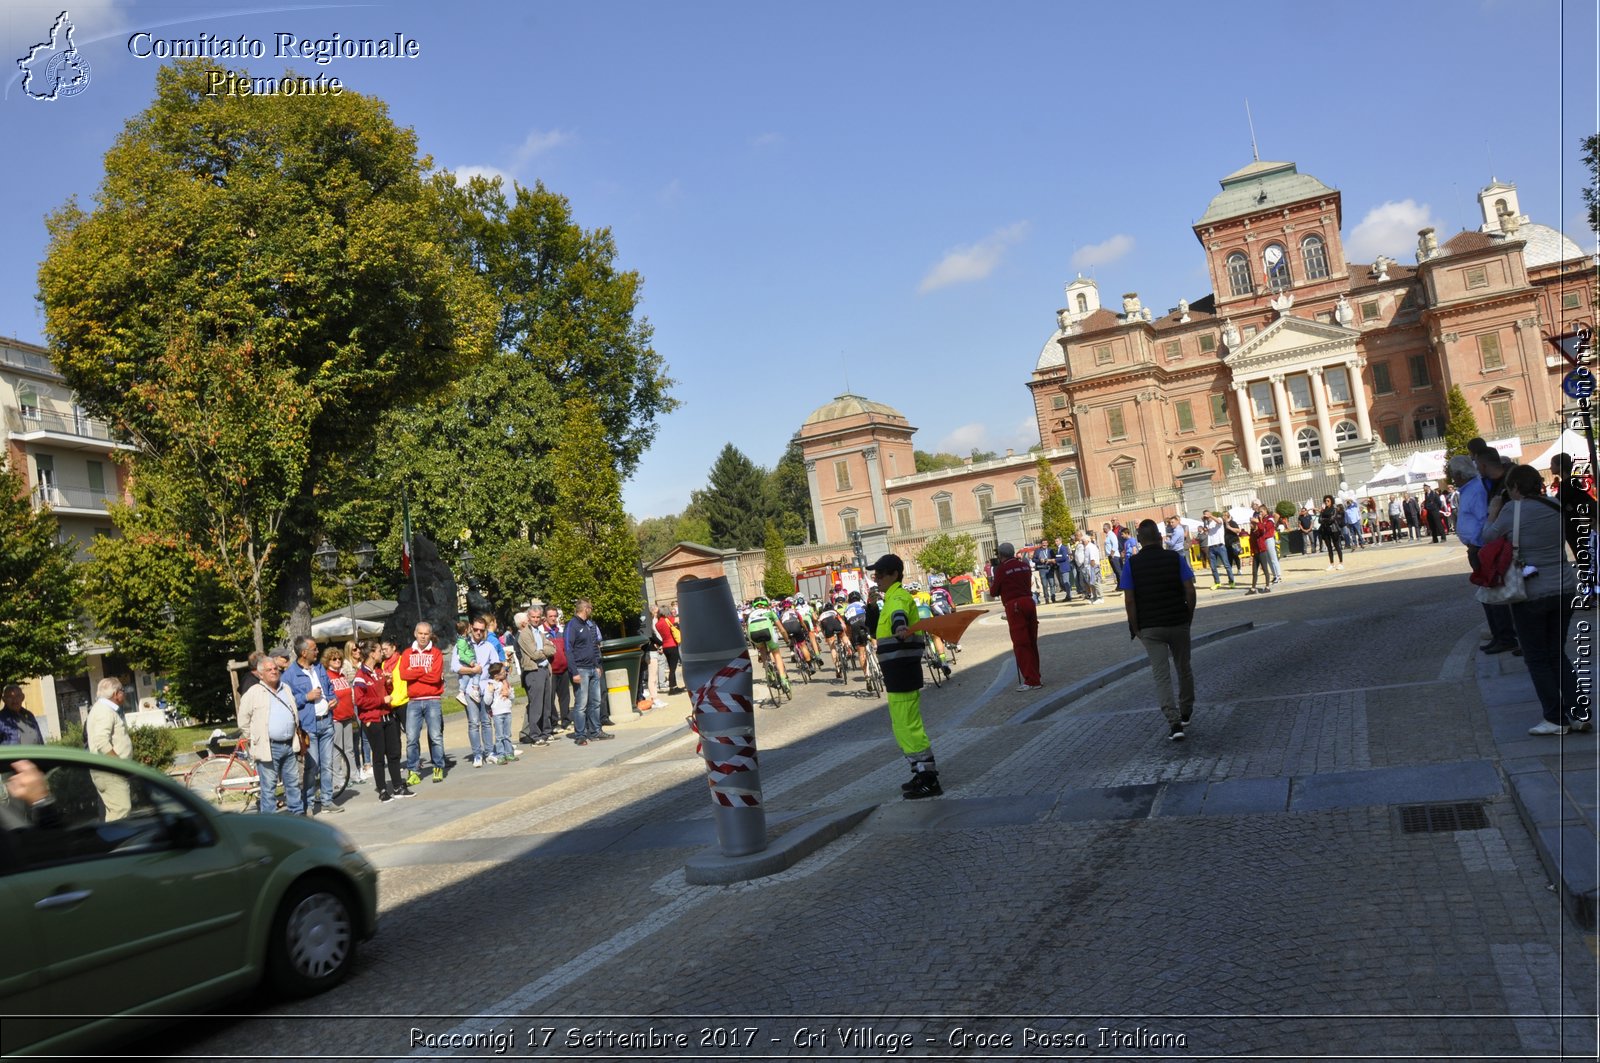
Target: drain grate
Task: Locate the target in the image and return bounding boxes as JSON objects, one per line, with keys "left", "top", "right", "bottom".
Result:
{"left": 1399, "top": 802, "right": 1490, "bottom": 833}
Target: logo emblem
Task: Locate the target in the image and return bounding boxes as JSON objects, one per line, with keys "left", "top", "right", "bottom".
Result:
{"left": 18, "top": 11, "right": 91, "bottom": 101}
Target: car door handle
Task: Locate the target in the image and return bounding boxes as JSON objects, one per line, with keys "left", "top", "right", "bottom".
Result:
{"left": 35, "top": 889, "right": 92, "bottom": 910}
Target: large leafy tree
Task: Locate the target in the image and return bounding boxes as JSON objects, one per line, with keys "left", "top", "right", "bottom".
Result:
{"left": 915, "top": 533, "right": 977, "bottom": 580}
{"left": 432, "top": 174, "right": 677, "bottom": 479}
{"left": 0, "top": 466, "right": 82, "bottom": 682}
{"left": 38, "top": 60, "right": 496, "bottom": 645}
{"left": 700, "top": 444, "right": 768, "bottom": 550}
{"left": 539, "top": 398, "right": 642, "bottom": 632}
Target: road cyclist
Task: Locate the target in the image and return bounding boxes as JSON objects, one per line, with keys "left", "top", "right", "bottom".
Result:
{"left": 745, "top": 597, "right": 793, "bottom": 701}
{"left": 778, "top": 597, "right": 819, "bottom": 679}
{"left": 816, "top": 594, "right": 853, "bottom": 680}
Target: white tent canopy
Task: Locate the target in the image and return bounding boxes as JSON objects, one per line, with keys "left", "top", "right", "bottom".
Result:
{"left": 1531, "top": 428, "right": 1593, "bottom": 471}
{"left": 310, "top": 616, "right": 385, "bottom": 639}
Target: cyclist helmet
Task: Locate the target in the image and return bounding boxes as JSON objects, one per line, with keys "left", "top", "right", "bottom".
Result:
{"left": 906, "top": 580, "right": 921, "bottom": 592}
{"left": 834, "top": 594, "right": 846, "bottom": 605}
{"left": 753, "top": 596, "right": 770, "bottom": 609}
{"left": 794, "top": 594, "right": 807, "bottom": 605}
{"left": 847, "top": 591, "right": 862, "bottom": 603}
{"left": 781, "top": 598, "right": 794, "bottom": 609}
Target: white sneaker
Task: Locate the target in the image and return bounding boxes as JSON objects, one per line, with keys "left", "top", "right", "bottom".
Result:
{"left": 653, "top": 700, "right": 669, "bottom": 710}
{"left": 471, "top": 756, "right": 483, "bottom": 768}
{"left": 1528, "top": 720, "right": 1570, "bottom": 736}
{"left": 1327, "top": 564, "right": 1335, "bottom": 571}
{"left": 1336, "top": 563, "right": 1344, "bottom": 570}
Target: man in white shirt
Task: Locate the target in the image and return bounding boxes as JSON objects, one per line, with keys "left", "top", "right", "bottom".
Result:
{"left": 85, "top": 677, "right": 133, "bottom": 819}
{"left": 240, "top": 656, "right": 306, "bottom": 814}
{"left": 1201, "top": 512, "right": 1234, "bottom": 589}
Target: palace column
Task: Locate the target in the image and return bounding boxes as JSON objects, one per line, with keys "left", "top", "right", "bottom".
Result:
{"left": 1307, "top": 367, "right": 1334, "bottom": 464}
{"left": 1233, "top": 381, "right": 1262, "bottom": 474}
{"left": 1346, "top": 358, "right": 1372, "bottom": 440}
{"left": 804, "top": 460, "right": 827, "bottom": 544}
{"left": 1271, "top": 373, "right": 1301, "bottom": 468}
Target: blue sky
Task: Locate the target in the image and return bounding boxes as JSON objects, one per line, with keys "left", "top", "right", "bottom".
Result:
{"left": 3, "top": 0, "right": 1595, "bottom": 519}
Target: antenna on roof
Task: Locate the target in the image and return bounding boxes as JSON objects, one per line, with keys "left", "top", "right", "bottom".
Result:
{"left": 1245, "top": 99, "right": 1259, "bottom": 162}
{"left": 843, "top": 358, "right": 850, "bottom": 395}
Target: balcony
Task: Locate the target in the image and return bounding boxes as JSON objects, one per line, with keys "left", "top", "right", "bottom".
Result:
{"left": 32, "top": 482, "right": 117, "bottom": 517}
{"left": 6, "top": 405, "right": 137, "bottom": 453}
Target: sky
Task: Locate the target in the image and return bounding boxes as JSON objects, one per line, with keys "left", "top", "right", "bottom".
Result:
{"left": 2, "top": 0, "right": 1596, "bottom": 520}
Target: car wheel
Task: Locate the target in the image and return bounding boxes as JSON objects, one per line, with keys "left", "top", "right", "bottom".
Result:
{"left": 267, "top": 876, "right": 357, "bottom": 998}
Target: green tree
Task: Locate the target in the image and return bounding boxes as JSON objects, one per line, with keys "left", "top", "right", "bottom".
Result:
{"left": 432, "top": 174, "right": 677, "bottom": 478}
{"left": 915, "top": 533, "right": 977, "bottom": 580}
{"left": 700, "top": 444, "right": 768, "bottom": 550}
{"left": 760, "top": 520, "right": 795, "bottom": 598}
{"left": 1444, "top": 384, "right": 1481, "bottom": 456}
{"left": 538, "top": 399, "right": 641, "bottom": 632}
{"left": 765, "top": 440, "right": 814, "bottom": 543}
{"left": 39, "top": 60, "right": 496, "bottom": 645}
{"left": 1584, "top": 134, "right": 1600, "bottom": 234}
{"left": 80, "top": 499, "right": 195, "bottom": 674}
{"left": 914, "top": 450, "right": 965, "bottom": 473}
{"left": 1036, "top": 455, "right": 1077, "bottom": 541}
{"left": 0, "top": 466, "right": 82, "bottom": 681}
{"left": 969, "top": 448, "right": 1000, "bottom": 463}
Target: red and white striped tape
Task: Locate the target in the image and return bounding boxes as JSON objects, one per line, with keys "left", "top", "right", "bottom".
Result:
{"left": 690, "top": 653, "right": 761, "bottom": 807}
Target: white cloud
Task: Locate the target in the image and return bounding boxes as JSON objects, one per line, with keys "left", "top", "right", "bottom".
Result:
{"left": 934, "top": 417, "right": 1040, "bottom": 457}
{"left": 750, "top": 132, "right": 784, "bottom": 149}
{"left": 511, "top": 129, "right": 573, "bottom": 168}
{"left": 918, "top": 222, "right": 1029, "bottom": 294}
{"left": 451, "top": 165, "right": 512, "bottom": 187}
{"left": 1345, "top": 199, "right": 1442, "bottom": 263}
{"left": 1070, "top": 234, "right": 1134, "bottom": 270}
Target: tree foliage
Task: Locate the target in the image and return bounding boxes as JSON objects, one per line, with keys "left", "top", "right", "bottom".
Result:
{"left": 0, "top": 466, "right": 82, "bottom": 681}
{"left": 39, "top": 60, "right": 496, "bottom": 647}
{"left": 761, "top": 520, "right": 795, "bottom": 598}
{"left": 700, "top": 444, "right": 769, "bottom": 551}
{"left": 538, "top": 399, "right": 641, "bottom": 633}
{"left": 81, "top": 499, "right": 196, "bottom": 674}
{"left": 915, "top": 532, "right": 977, "bottom": 580}
{"left": 1036, "top": 455, "right": 1077, "bottom": 541}
{"left": 765, "top": 440, "right": 814, "bottom": 544}
{"left": 914, "top": 450, "right": 966, "bottom": 473}
{"left": 432, "top": 174, "right": 676, "bottom": 479}
{"left": 1584, "top": 134, "right": 1600, "bottom": 235}
{"left": 1444, "top": 384, "right": 1481, "bottom": 457}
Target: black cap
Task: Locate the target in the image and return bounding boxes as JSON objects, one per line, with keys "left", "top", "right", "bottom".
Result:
{"left": 867, "top": 553, "right": 903, "bottom": 574}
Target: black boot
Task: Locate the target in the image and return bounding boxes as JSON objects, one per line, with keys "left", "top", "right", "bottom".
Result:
{"left": 902, "top": 771, "right": 942, "bottom": 800}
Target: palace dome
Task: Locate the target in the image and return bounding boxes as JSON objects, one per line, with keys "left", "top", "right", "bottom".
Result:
{"left": 801, "top": 393, "right": 907, "bottom": 426}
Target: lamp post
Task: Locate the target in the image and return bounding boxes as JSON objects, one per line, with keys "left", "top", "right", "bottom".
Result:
{"left": 315, "top": 540, "right": 375, "bottom": 644}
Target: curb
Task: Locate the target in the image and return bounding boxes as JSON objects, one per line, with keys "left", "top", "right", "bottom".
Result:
{"left": 1007, "top": 621, "right": 1257, "bottom": 725}
{"left": 1503, "top": 758, "right": 1598, "bottom": 931}
{"left": 684, "top": 803, "right": 876, "bottom": 885}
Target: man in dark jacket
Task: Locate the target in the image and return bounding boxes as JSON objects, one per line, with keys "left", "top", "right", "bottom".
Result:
{"left": 1120, "top": 519, "right": 1198, "bottom": 740}
{"left": 564, "top": 600, "right": 610, "bottom": 746}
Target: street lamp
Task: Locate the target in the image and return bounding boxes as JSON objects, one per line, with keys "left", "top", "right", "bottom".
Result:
{"left": 317, "top": 539, "right": 375, "bottom": 643}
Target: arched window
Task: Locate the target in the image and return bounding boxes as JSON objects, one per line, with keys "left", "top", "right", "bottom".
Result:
{"left": 1075, "top": 293, "right": 1088, "bottom": 313}
{"left": 1226, "top": 253, "right": 1253, "bottom": 297}
{"left": 1259, "top": 432, "right": 1284, "bottom": 469}
{"left": 1263, "top": 243, "right": 1291, "bottom": 290}
{"left": 1334, "top": 419, "right": 1359, "bottom": 445}
{"left": 1301, "top": 234, "right": 1329, "bottom": 280}
{"left": 1178, "top": 446, "right": 1204, "bottom": 470}
{"left": 839, "top": 508, "right": 859, "bottom": 538}
{"left": 1296, "top": 427, "right": 1322, "bottom": 463}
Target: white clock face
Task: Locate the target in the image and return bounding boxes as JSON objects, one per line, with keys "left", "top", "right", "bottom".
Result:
{"left": 1264, "top": 245, "right": 1284, "bottom": 266}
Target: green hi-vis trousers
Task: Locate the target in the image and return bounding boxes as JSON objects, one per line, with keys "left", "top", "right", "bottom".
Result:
{"left": 887, "top": 689, "right": 931, "bottom": 758}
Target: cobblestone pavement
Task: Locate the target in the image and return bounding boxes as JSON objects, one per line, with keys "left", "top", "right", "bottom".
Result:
{"left": 155, "top": 540, "right": 1599, "bottom": 1061}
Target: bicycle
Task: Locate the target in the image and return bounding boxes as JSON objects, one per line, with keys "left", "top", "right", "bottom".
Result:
{"left": 862, "top": 644, "right": 884, "bottom": 698}
{"left": 923, "top": 634, "right": 950, "bottom": 687}
{"left": 184, "top": 732, "right": 261, "bottom": 811}
{"left": 758, "top": 653, "right": 791, "bottom": 708}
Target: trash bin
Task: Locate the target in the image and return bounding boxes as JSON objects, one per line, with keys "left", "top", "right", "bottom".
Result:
{"left": 1285, "top": 529, "right": 1307, "bottom": 556}
{"left": 600, "top": 635, "right": 651, "bottom": 718}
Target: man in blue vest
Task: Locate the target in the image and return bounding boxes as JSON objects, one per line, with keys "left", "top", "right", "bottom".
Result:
{"left": 1120, "top": 519, "right": 1198, "bottom": 741}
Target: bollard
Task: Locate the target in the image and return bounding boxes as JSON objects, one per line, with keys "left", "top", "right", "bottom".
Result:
{"left": 676, "top": 575, "right": 766, "bottom": 857}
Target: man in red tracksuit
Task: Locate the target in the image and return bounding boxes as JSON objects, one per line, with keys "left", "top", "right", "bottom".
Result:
{"left": 991, "top": 542, "right": 1042, "bottom": 691}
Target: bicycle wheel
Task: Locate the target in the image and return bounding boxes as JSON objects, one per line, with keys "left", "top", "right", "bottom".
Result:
{"left": 184, "top": 755, "right": 231, "bottom": 807}
{"left": 331, "top": 747, "right": 351, "bottom": 798}
{"left": 216, "top": 756, "right": 261, "bottom": 812}
{"left": 926, "top": 652, "right": 945, "bottom": 687}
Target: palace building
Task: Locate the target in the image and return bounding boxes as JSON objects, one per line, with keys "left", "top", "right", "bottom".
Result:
{"left": 1027, "top": 162, "right": 1591, "bottom": 506}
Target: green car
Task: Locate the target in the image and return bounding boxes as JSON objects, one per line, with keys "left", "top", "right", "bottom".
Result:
{"left": 0, "top": 745, "right": 379, "bottom": 1057}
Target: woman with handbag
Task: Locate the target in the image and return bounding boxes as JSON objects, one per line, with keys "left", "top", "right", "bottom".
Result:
{"left": 1483, "top": 464, "right": 1587, "bottom": 735}
{"left": 1317, "top": 494, "right": 1345, "bottom": 571}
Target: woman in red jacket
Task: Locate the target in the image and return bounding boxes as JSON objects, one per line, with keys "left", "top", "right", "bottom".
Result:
{"left": 1246, "top": 514, "right": 1275, "bottom": 595}
{"left": 353, "top": 639, "right": 413, "bottom": 801}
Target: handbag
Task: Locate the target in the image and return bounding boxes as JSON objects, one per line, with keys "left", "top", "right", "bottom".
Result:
{"left": 1475, "top": 502, "right": 1528, "bottom": 605}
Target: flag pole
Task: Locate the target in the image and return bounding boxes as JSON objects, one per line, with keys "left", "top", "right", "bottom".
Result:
{"left": 402, "top": 486, "right": 423, "bottom": 629}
